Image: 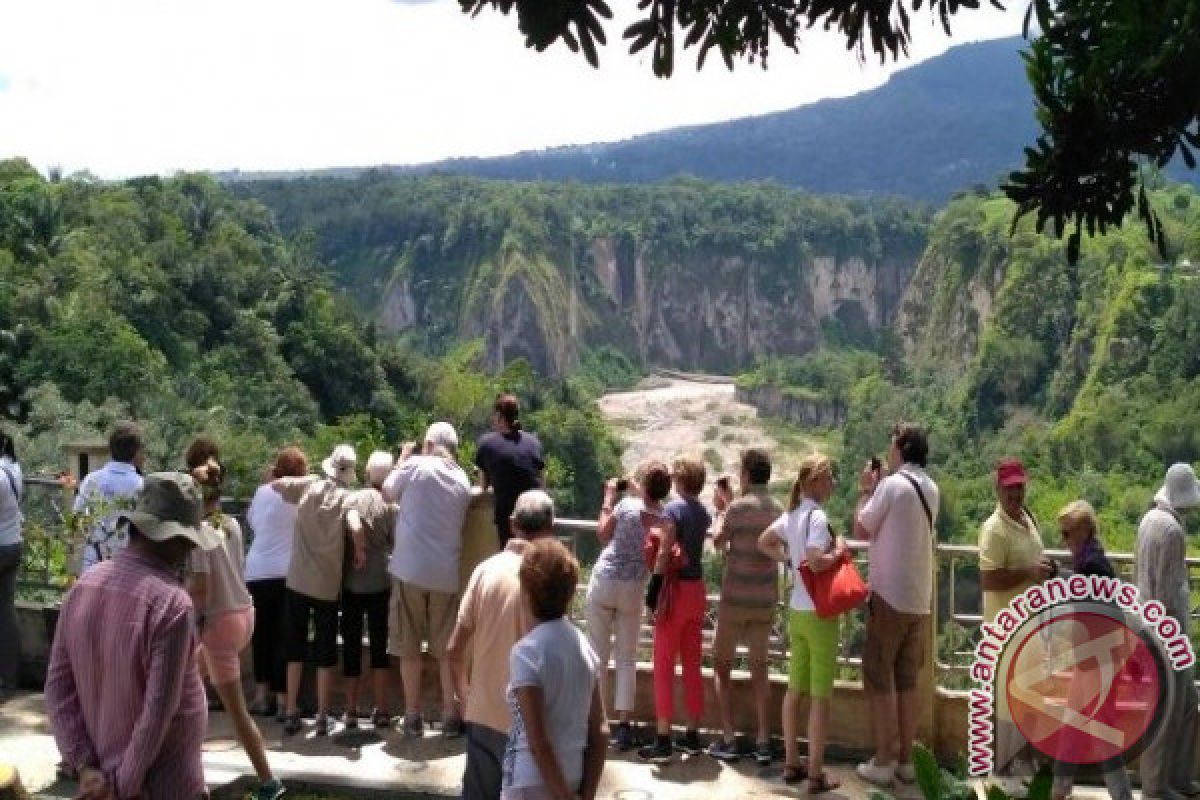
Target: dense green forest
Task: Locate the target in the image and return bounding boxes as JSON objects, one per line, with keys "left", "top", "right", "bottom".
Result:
{"left": 0, "top": 159, "right": 623, "bottom": 522}
{"left": 6, "top": 153, "right": 1200, "bottom": 565}
{"left": 743, "top": 185, "right": 1200, "bottom": 555}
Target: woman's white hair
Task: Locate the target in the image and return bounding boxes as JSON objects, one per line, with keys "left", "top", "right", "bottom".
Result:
{"left": 512, "top": 489, "right": 555, "bottom": 535}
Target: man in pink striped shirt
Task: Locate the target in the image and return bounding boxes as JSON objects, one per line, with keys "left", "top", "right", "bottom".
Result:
{"left": 45, "top": 472, "right": 219, "bottom": 800}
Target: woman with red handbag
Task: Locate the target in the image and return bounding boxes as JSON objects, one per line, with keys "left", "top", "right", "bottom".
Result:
{"left": 758, "top": 453, "right": 846, "bottom": 794}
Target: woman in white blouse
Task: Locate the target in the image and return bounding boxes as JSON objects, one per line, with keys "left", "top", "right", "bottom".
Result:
{"left": 245, "top": 446, "right": 307, "bottom": 718}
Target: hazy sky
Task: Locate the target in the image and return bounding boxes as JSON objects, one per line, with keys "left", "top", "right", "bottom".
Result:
{"left": 0, "top": 0, "right": 1027, "bottom": 178}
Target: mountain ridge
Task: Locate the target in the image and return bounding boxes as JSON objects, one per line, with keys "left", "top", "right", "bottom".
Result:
{"left": 224, "top": 37, "right": 1039, "bottom": 202}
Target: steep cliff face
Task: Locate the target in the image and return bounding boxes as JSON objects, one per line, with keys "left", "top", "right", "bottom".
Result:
{"left": 894, "top": 197, "right": 1010, "bottom": 368}
{"left": 889, "top": 189, "right": 1200, "bottom": 440}
{"left": 314, "top": 178, "right": 934, "bottom": 377}
{"left": 376, "top": 234, "right": 920, "bottom": 376}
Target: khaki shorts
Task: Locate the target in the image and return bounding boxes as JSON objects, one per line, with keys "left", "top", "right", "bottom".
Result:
{"left": 862, "top": 592, "right": 929, "bottom": 693}
{"left": 713, "top": 603, "right": 775, "bottom": 666}
{"left": 389, "top": 578, "right": 460, "bottom": 659}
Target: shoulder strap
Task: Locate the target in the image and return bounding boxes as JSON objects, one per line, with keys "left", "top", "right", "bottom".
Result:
{"left": 899, "top": 472, "right": 933, "bottom": 535}
{"left": 0, "top": 463, "right": 19, "bottom": 502}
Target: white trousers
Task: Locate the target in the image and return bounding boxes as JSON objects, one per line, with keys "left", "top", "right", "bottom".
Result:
{"left": 584, "top": 574, "right": 646, "bottom": 713}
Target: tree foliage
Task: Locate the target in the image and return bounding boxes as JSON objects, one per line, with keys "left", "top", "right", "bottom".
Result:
{"left": 1004, "top": 0, "right": 1200, "bottom": 263}
{"left": 0, "top": 161, "right": 622, "bottom": 515}
{"left": 754, "top": 184, "right": 1200, "bottom": 553}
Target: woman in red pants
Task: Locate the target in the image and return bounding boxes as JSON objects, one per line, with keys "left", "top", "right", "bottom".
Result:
{"left": 639, "top": 456, "right": 711, "bottom": 764}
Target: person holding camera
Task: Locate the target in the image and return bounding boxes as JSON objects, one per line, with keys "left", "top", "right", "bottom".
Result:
{"left": 382, "top": 423, "right": 471, "bottom": 738}
{"left": 586, "top": 460, "right": 671, "bottom": 751}
{"left": 184, "top": 437, "right": 283, "bottom": 800}
{"left": 853, "top": 424, "right": 939, "bottom": 788}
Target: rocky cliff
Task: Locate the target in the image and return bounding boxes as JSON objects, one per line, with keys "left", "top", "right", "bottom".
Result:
{"left": 239, "top": 176, "right": 930, "bottom": 377}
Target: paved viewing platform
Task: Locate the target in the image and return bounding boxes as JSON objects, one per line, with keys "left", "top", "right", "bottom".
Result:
{"left": 1, "top": 690, "right": 1135, "bottom": 800}
{"left": 3, "top": 689, "right": 885, "bottom": 799}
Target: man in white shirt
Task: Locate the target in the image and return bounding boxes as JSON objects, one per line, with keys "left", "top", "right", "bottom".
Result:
{"left": 853, "top": 423, "right": 940, "bottom": 788}
{"left": 382, "top": 421, "right": 471, "bottom": 738}
{"left": 75, "top": 422, "right": 145, "bottom": 573}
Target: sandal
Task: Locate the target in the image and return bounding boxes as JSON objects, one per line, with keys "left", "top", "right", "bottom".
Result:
{"left": 782, "top": 762, "right": 809, "bottom": 785}
{"left": 808, "top": 772, "right": 842, "bottom": 795}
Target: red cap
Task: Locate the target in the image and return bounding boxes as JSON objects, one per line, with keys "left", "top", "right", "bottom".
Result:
{"left": 996, "top": 458, "right": 1028, "bottom": 488}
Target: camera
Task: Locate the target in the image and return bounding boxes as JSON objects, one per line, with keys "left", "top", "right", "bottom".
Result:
{"left": 615, "top": 477, "right": 629, "bottom": 493}
{"left": 870, "top": 456, "right": 882, "bottom": 472}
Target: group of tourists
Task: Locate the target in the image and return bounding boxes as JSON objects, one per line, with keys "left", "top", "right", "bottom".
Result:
{"left": 3, "top": 398, "right": 1199, "bottom": 800}
{"left": 579, "top": 424, "right": 938, "bottom": 795}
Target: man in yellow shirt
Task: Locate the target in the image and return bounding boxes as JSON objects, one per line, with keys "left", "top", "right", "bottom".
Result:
{"left": 979, "top": 458, "right": 1054, "bottom": 796}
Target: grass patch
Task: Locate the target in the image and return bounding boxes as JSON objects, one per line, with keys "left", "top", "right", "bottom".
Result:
{"left": 704, "top": 426, "right": 720, "bottom": 441}
{"left": 703, "top": 447, "right": 723, "bottom": 472}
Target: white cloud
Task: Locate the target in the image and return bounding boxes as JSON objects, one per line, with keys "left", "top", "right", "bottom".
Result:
{"left": 0, "top": 0, "right": 1027, "bottom": 178}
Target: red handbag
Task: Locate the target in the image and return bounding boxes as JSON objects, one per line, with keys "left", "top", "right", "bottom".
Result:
{"left": 797, "top": 511, "right": 868, "bottom": 618}
{"left": 643, "top": 518, "right": 686, "bottom": 620}
{"left": 799, "top": 552, "right": 868, "bottom": 618}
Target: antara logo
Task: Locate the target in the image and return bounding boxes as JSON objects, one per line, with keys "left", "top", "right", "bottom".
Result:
{"left": 967, "top": 576, "right": 1193, "bottom": 777}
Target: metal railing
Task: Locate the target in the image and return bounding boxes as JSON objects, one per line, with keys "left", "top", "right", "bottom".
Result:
{"left": 16, "top": 476, "right": 76, "bottom": 596}
{"left": 555, "top": 517, "right": 1200, "bottom": 688}
{"left": 19, "top": 502, "right": 1200, "bottom": 689}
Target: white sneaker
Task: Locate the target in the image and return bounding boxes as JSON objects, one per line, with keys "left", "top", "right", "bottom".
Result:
{"left": 896, "top": 762, "right": 916, "bottom": 783}
{"left": 856, "top": 758, "right": 895, "bottom": 788}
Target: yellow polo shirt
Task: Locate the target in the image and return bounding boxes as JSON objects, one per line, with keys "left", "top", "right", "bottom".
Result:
{"left": 979, "top": 505, "right": 1044, "bottom": 624}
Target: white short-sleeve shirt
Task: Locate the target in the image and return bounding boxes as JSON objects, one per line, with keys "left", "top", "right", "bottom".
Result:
{"left": 856, "top": 464, "right": 939, "bottom": 614}
{"left": 778, "top": 499, "right": 833, "bottom": 611}
{"left": 244, "top": 483, "right": 297, "bottom": 582}
{"left": 502, "top": 618, "right": 599, "bottom": 791}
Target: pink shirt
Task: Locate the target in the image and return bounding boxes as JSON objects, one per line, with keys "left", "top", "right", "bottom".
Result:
{"left": 45, "top": 548, "right": 207, "bottom": 799}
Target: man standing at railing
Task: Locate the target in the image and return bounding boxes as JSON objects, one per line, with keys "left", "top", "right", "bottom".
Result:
{"left": 978, "top": 458, "right": 1053, "bottom": 797}
{"left": 853, "top": 423, "right": 939, "bottom": 789}
{"left": 709, "top": 448, "right": 780, "bottom": 765}
{"left": 1136, "top": 463, "right": 1200, "bottom": 800}
{"left": 74, "top": 422, "right": 144, "bottom": 574}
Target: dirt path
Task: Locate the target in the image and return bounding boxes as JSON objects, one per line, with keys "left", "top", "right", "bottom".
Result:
{"left": 597, "top": 376, "right": 816, "bottom": 502}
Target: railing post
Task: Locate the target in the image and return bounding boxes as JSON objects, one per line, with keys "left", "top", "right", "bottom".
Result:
{"left": 920, "top": 542, "right": 938, "bottom": 753}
